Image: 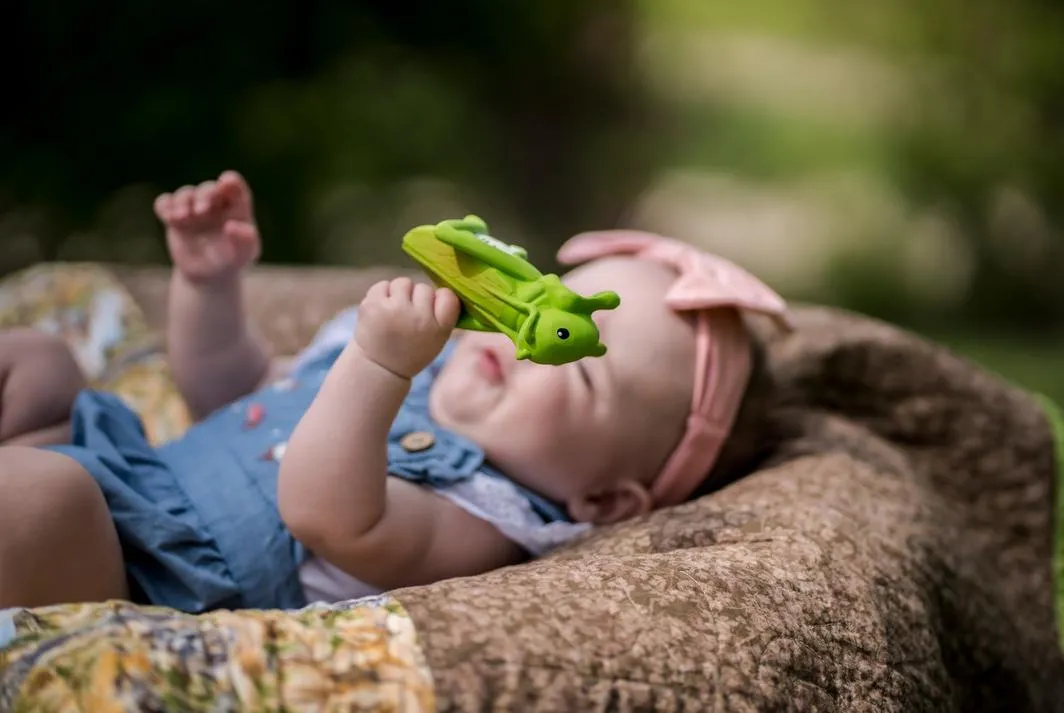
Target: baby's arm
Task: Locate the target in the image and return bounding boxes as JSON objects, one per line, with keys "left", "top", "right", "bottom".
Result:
{"left": 155, "top": 172, "right": 276, "bottom": 419}
{"left": 167, "top": 274, "right": 275, "bottom": 417}
{"left": 278, "top": 278, "right": 525, "bottom": 590}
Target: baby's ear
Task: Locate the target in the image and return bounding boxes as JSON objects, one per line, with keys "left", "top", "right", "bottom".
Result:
{"left": 566, "top": 479, "right": 652, "bottom": 525}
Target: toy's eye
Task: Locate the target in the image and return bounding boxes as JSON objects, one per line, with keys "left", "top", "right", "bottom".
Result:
{"left": 556, "top": 328, "right": 570, "bottom": 340}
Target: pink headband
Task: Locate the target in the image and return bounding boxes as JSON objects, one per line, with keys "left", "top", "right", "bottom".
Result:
{"left": 557, "top": 230, "right": 792, "bottom": 507}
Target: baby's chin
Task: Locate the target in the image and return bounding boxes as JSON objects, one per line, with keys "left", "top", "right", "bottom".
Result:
{"left": 428, "top": 357, "right": 498, "bottom": 433}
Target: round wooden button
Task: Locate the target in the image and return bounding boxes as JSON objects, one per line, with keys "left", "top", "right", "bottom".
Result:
{"left": 400, "top": 431, "right": 435, "bottom": 452}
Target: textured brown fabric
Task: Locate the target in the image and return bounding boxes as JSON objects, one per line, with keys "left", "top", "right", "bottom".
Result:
{"left": 115, "top": 266, "right": 1064, "bottom": 712}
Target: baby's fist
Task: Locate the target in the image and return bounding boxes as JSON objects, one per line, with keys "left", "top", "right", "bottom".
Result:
{"left": 155, "top": 170, "right": 260, "bottom": 284}
{"left": 355, "top": 278, "right": 461, "bottom": 379}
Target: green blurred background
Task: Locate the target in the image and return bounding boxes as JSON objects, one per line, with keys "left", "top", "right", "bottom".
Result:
{"left": 4, "top": 0, "right": 1063, "bottom": 398}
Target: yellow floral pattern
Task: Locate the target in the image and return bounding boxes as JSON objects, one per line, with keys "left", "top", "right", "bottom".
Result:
{"left": 0, "top": 598, "right": 435, "bottom": 712}
{"left": 0, "top": 262, "right": 191, "bottom": 444}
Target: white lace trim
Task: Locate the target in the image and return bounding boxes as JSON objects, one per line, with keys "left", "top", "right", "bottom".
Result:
{"left": 434, "top": 473, "right": 590, "bottom": 556}
{"left": 299, "top": 472, "right": 589, "bottom": 603}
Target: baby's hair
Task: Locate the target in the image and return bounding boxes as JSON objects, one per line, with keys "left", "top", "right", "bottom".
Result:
{"left": 686, "top": 329, "right": 778, "bottom": 501}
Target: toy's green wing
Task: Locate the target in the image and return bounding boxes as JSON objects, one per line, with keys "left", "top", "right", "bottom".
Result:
{"left": 401, "top": 223, "right": 526, "bottom": 340}
{"left": 434, "top": 216, "right": 541, "bottom": 283}
{"left": 402, "top": 215, "right": 620, "bottom": 365}
{"left": 455, "top": 312, "right": 495, "bottom": 332}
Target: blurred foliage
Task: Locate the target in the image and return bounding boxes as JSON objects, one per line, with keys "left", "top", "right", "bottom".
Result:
{"left": 637, "top": 0, "right": 1064, "bottom": 333}
{"left": 1, "top": 0, "right": 657, "bottom": 272}
{"left": 3, "top": 0, "right": 1064, "bottom": 347}
{"left": 635, "top": 0, "right": 1064, "bottom": 400}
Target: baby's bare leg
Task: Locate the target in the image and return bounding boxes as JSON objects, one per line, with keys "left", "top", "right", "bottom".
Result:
{"left": 0, "top": 446, "right": 128, "bottom": 608}
{"left": 0, "top": 328, "right": 86, "bottom": 446}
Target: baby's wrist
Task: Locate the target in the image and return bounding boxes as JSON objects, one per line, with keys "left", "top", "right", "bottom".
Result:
{"left": 350, "top": 341, "right": 415, "bottom": 383}
{"left": 174, "top": 267, "right": 242, "bottom": 294}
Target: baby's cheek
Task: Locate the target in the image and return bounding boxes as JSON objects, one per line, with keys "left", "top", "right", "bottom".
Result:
{"left": 492, "top": 373, "right": 572, "bottom": 444}
{"left": 500, "top": 401, "right": 565, "bottom": 459}
{"left": 530, "top": 409, "right": 590, "bottom": 468}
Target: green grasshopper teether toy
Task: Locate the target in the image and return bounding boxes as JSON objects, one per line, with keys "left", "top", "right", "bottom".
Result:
{"left": 402, "top": 215, "right": 620, "bottom": 365}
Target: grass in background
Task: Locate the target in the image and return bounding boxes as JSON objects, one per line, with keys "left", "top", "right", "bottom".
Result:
{"left": 932, "top": 331, "right": 1064, "bottom": 404}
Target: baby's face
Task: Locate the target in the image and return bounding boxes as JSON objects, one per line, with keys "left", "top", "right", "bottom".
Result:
{"left": 429, "top": 257, "right": 696, "bottom": 524}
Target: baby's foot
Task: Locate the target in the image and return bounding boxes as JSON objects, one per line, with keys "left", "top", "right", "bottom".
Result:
{"left": 154, "top": 171, "right": 261, "bottom": 284}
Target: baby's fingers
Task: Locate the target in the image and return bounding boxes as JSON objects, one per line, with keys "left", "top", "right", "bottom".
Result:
{"left": 411, "top": 282, "right": 434, "bottom": 312}
{"left": 216, "top": 171, "right": 251, "bottom": 205}
{"left": 224, "top": 220, "right": 261, "bottom": 265}
{"left": 388, "top": 277, "right": 414, "bottom": 302}
{"left": 433, "top": 288, "right": 461, "bottom": 328}
{"left": 170, "top": 186, "right": 195, "bottom": 221}
{"left": 202, "top": 236, "right": 235, "bottom": 270}
{"left": 192, "top": 181, "right": 218, "bottom": 214}
{"left": 153, "top": 193, "right": 173, "bottom": 222}
{"left": 363, "top": 280, "right": 391, "bottom": 304}
{"left": 223, "top": 219, "right": 258, "bottom": 244}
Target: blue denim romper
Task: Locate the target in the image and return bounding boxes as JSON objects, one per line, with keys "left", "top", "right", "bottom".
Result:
{"left": 48, "top": 310, "right": 572, "bottom": 614}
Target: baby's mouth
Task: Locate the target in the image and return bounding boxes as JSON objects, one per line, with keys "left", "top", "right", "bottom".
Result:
{"left": 476, "top": 347, "right": 506, "bottom": 385}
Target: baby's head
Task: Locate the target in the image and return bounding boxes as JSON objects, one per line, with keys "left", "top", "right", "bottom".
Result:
{"left": 429, "top": 231, "right": 790, "bottom": 525}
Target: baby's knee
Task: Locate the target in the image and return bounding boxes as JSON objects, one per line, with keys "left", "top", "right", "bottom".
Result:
{"left": 0, "top": 328, "right": 84, "bottom": 381}
{"left": 0, "top": 446, "right": 99, "bottom": 510}
{"left": 0, "top": 329, "right": 86, "bottom": 426}
{"left": 1, "top": 327, "right": 70, "bottom": 356}
{"left": 0, "top": 447, "right": 110, "bottom": 560}
{"left": 0, "top": 447, "right": 125, "bottom": 607}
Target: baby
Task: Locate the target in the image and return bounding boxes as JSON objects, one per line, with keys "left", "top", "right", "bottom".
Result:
{"left": 0, "top": 171, "right": 789, "bottom": 612}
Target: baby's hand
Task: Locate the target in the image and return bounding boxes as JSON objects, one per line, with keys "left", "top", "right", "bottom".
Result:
{"left": 154, "top": 170, "right": 261, "bottom": 284}
{"left": 355, "top": 277, "right": 461, "bottom": 379}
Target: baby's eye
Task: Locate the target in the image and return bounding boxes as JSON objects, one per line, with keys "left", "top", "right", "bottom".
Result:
{"left": 576, "top": 361, "right": 593, "bottom": 391}
{"left": 556, "top": 327, "right": 570, "bottom": 340}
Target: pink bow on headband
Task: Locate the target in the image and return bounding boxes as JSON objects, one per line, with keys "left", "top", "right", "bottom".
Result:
{"left": 557, "top": 230, "right": 792, "bottom": 507}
